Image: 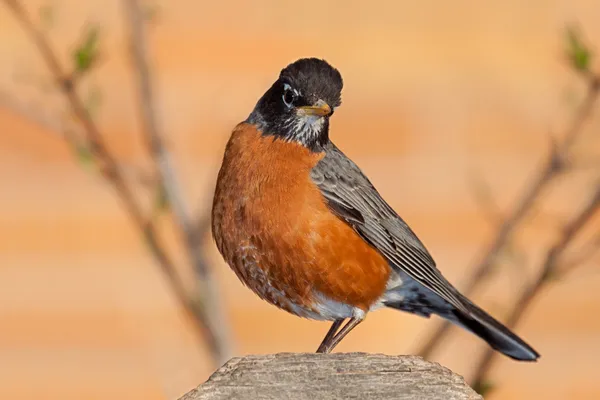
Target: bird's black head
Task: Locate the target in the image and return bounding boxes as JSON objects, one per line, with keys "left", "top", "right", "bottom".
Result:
{"left": 247, "top": 58, "right": 343, "bottom": 152}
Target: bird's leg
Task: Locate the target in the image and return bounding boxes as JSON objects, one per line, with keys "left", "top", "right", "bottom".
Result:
{"left": 319, "top": 317, "right": 364, "bottom": 354}
{"left": 316, "top": 319, "right": 345, "bottom": 353}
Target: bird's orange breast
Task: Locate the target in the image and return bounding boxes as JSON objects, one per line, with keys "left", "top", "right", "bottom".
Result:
{"left": 211, "top": 123, "right": 390, "bottom": 317}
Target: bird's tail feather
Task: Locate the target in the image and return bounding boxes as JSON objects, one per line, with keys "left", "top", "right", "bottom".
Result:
{"left": 447, "top": 295, "right": 540, "bottom": 362}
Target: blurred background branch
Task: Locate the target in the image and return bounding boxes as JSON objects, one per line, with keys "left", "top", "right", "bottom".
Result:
{"left": 471, "top": 180, "right": 600, "bottom": 394}
{"left": 2, "top": 0, "right": 231, "bottom": 367}
{"left": 122, "top": 0, "right": 232, "bottom": 364}
{"left": 416, "top": 28, "right": 600, "bottom": 362}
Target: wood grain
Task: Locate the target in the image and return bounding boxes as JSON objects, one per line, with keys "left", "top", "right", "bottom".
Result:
{"left": 179, "top": 353, "right": 481, "bottom": 400}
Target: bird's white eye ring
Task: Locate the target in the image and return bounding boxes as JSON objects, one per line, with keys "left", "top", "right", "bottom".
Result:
{"left": 282, "top": 83, "right": 297, "bottom": 107}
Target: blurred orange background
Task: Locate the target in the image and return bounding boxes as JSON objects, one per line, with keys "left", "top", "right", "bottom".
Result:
{"left": 1, "top": 1, "right": 600, "bottom": 399}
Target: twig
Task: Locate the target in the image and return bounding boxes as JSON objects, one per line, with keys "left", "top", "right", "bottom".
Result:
{"left": 467, "top": 169, "right": 503, "bottom": 227}
{"left": 2, "top": 0, "right": 223, "bottom": 363}
{"left": 122, "top": 0, "right": 232, "bottom": 364}
{"left": 469, "top": 181, "right": 600, "bottom": 388}
{"left": 416, "top": 72, "right": 600, "bottom": 359}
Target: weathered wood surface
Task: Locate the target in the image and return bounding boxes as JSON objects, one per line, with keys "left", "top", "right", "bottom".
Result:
{"left": 179, "top": 353, "right": 481, "bottom": 400}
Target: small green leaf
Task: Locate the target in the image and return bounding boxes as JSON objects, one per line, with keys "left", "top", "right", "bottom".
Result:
{"left": 76, "top": 145, "right": 94, "bottom": 168}
{"left": 39, "top": 4, "right": 55, "bottom": 30}
{"left": 73, "top": 25, "right": 100, "bottom": 74}
{"left": 72, "top": 141, "right": 95, "bottom": 171}
{"left": 565, "top": 26, "right": 592, "bottom": 73}
{"left": 153, "top": 183, "right": 170, "bottom": 214}
{"left": 143, "top": 2, "right": 161, "bottom": 23}
{"left": 473, "top": 380, "right": 496, "bottom": 397}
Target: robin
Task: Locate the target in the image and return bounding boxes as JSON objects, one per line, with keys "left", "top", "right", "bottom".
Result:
{"left": 211, "top": 58, "right": 539, "bottom": 361}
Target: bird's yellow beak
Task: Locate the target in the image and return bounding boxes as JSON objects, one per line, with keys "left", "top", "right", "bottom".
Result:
{"left": 298, "top": 99, "right": 332, "bottom": 117}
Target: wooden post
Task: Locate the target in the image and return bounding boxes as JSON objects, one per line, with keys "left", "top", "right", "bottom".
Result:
{"left": 179, "top": 353, "right": 481, "bottom": 400}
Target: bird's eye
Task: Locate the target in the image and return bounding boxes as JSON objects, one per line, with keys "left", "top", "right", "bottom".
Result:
{"left": 282, "top": 84, "right": 297, "bottom": 107}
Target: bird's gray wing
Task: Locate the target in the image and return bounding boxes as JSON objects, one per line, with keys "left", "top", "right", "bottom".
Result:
{"left": 311, "top": 142, "right": 468, "bottom": 313}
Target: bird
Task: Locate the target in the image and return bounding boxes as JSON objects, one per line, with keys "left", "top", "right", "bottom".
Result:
{"left": 211, "top": 57, "right": 540, "bottom": 361}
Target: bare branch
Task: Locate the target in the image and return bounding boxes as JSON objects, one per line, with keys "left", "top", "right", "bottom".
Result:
{"left": 122, "top": 0, "right": 233, "bottom": 364}
{"left": 416, "top": 71, "right": 600, "bottom": 360}
{"left": 2, "top": 0, "right": 223, "bottom": 363}
{"left": 469, "top": 180, "right": 600, "bottom": 388}
{"left": 467, "top": 169, "right": 503, "bottom": 227}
